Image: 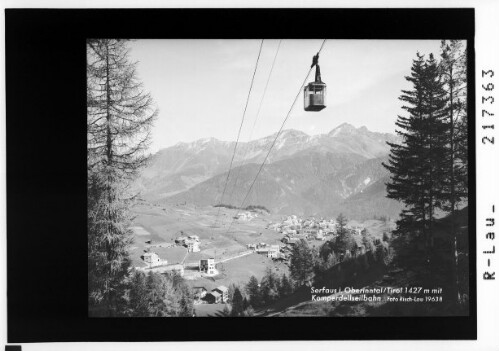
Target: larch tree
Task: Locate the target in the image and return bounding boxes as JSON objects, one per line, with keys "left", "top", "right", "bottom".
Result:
{"left": 87, "top": 39, "right": 157, "bottom": 315}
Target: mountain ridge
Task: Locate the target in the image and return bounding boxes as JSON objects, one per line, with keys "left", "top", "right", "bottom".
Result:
{"left": 135, "top": 123, "right": 403, "bottom": 219}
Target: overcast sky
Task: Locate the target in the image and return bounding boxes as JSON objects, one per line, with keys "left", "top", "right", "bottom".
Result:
{"left": 128, "top": 39, "right": 444, "bottom": 152}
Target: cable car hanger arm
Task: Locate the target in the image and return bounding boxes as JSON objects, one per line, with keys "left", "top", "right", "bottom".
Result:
{"left": 310, "top": 52, "right": 322, "bottom": 83}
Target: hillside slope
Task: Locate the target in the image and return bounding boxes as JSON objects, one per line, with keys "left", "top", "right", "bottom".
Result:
{"left": 163, "top": 152, "right": 403, "bottom": 219}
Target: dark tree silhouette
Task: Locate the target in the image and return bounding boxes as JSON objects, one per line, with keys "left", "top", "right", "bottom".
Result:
{"left": 289, "top": 239, "right": 316, "bottom": 285}
{"left": 440, "top": 40, "right": 468, "bottom": 303}
{"left": 383, "top": 53, "right": 448, "bottom": 269}
{"left": 246, "top": 275, "right": 261, "bottom": 307}
{"left": 230, "top": 288, "right": 245, "bottom": 316}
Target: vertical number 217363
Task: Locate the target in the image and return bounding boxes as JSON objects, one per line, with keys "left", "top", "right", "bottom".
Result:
{"left": 482, "top": 69, "right": 495, "bottom": 145}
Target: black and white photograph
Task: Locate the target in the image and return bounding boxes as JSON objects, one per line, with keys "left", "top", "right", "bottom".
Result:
{"left": 9, "top": 4, "right": 499, "bottom": 349}
{"left": 87, "top": 38, "right": 470, "bottom": 318}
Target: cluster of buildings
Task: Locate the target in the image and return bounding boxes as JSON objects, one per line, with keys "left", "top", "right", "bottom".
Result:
{"left": 246, "top": 243, "right": 281, "bottom": 258}
{"left": 269, "top": 216, "right": 337, "bottom": 247}
{"left": 269, "top": 215, "right": 337, "bottom": 236}
{"left": 193, "top": 285, "right": 229, "bottom": 304}
{"left": 234, "top": 211, "right": 258, "bottom": 221}
{"left": 269, "top": 215, "right": 365, "bottom": 242}
{"left": 175, "top": 234, "right": 201, "bottom": 252}
{"left": 266, "top": 215, "right": 368, "bottom": 264}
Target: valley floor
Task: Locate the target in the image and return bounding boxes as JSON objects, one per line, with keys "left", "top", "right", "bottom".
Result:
{"left": 129, "top": 201, "right": 290, "bottom": 294}
{"left": 128, "top": 201, "right": 400, "bottom": 317}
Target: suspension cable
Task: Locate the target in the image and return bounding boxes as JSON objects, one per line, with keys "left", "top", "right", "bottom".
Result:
{"left": 212, "top": 39, "right": 264, "bottom": 229}
{"left": 224, "top": 39, "right": 327, "bottom": 234}
{"left": 225, "top": 39, "right": 282, "bottom": 220}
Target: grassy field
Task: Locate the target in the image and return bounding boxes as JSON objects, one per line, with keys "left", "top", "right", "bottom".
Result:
{"left": 130, "top": 202, "right": 283, "bottom": 263}
{"left": 129, "top": 202, "right": 287, "bottom": 293}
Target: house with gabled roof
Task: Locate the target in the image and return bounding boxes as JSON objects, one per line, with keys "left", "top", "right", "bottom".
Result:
{"left": 142, "top": 252, "right": 163, "bottom": 267}
{"left": 212, "top": 286, "right": 228, "bottom": 303}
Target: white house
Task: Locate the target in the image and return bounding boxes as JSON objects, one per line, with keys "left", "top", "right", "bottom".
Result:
{"left": 256, "top": 244, "right": 280, "bottom": 258}
{"left": 142, "top": 252, "right": 163, "bottom": 267}
{"left": 185, "top": 239, "right": 200, "bottom": 252}
{"left": 199, "top": 258, "right": 217, "bottom": 276}
{"left": 267, "top": 245, "right": 280, "bottom": 258}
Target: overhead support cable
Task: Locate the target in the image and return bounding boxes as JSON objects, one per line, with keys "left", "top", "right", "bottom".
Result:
{"left": 226, "top": 39, "right": 283, "bottom": 217}
{"left": 224, "top": 39, "right": 327, "bottom": 234}
{"left": 212, "top": 39, "right": 264, "bottom": 229}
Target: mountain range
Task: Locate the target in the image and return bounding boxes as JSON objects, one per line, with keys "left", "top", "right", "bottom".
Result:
{"left": 136, "top": 123, "right": 404, "bottom": 219}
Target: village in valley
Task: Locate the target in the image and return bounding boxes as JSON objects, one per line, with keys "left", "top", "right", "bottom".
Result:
{"left": 129, "top": 200, "right": 393, "bottom": 316}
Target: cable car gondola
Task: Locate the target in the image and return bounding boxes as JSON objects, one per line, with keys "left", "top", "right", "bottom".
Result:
{"left": 304, "top": 53, "right": 326, "bottom": 112}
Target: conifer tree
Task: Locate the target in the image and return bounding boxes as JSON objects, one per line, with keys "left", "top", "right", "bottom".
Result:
{"left": 126, "top": 271, "right": 149, "bottom": 316}
{"left": 243, "top": 297, "right": 250, "bottom": 311}
{"left": 335, "top": 213, "right": 353, "bottom": 252}
{"left": 176, "top": 282, "right": 194, "bottom": 317}
{"left": 289, "top": 239, "right": 316, "bottom": 285}
{"left": 383, "top": 53, "right": 448, "bottom": 269}
{"left": 421, "top": 53, "right": 448, "bottom": 230}
{"left": 279, "top": 274, "right": 293, "bottom": 297}
{"left": 336, "top": 213, "right": 347, "bottom": 237}
{"left": 221, "top": 304, "right": 231, "bottom": 317}
{"left": 246, "top": 275, "right": 261, "bottom": 307}
{"left": 260, "top": 268, "right": 279, "bottom": 304}
{"left": 127, "top": 272, "right": 193, "bottom": 317}
{"left": 440, "top": 40, "right": 468, "bottom": 303}
{"left": 145, "top": 271, "right": 168, "bottom": 317}
{"left": 375, "top": 241, "right": 388, "bottom": 264}
{"left": 384, "top": 53, "right": 427, "bottom": 236}
{"left": 230, "top": 288, "right": 245, "bottom": 316}
{"left": 439, "top": 40, "right": 468, "bottom": 210}
{"left": 87, "top": 39, "right": 157, "bottom": 315}
{"left": 244, "top": 305, "right": 255, "bottom": 317}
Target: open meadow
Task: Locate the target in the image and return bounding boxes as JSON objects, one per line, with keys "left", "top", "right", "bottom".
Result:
{"left": 129, "top": 202, "right": 287, "bottom": 288}
{"left": 129, "top": 201, "right": 395, "bottom": 297}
